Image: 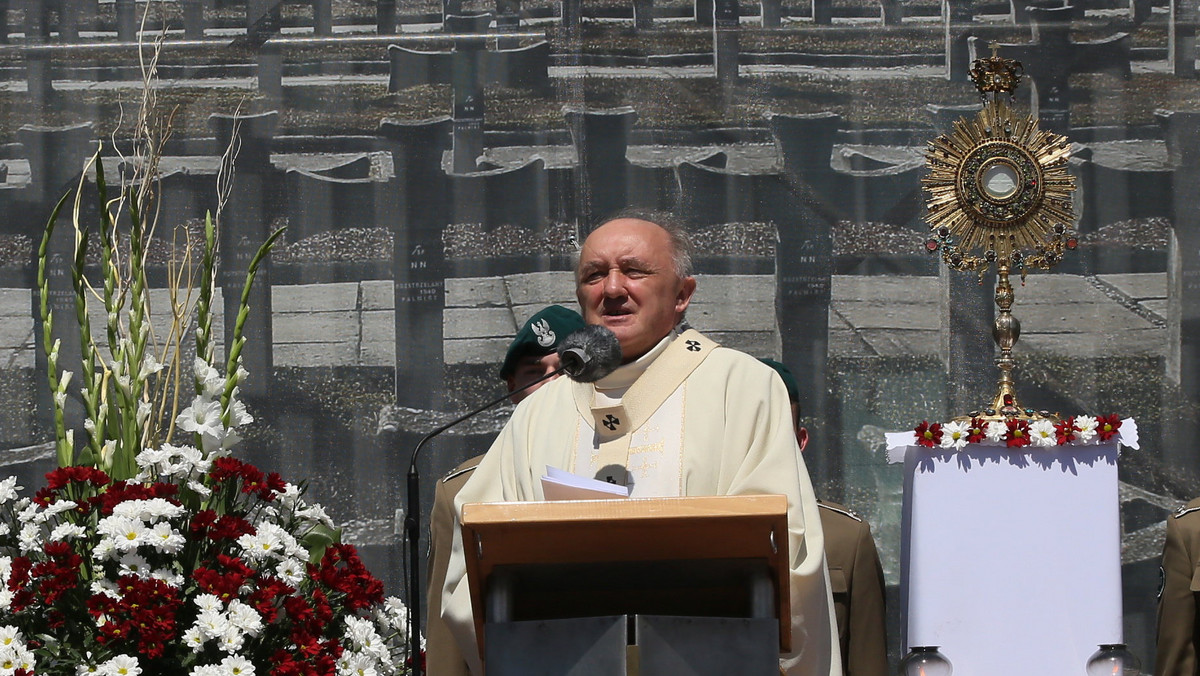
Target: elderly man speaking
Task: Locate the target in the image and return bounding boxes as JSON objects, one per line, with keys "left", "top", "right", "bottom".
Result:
{"left": 439, "top": 210, "right": 841, "bottom": 675}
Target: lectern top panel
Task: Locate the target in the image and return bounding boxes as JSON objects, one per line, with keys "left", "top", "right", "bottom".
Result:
{"left": 460, "top": 494, "right": 793, "bottom": 656}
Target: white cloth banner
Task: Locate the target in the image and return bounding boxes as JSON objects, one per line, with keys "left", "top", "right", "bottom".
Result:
{"left": 896, "top": 440, "right": 1124, "bottom": 676}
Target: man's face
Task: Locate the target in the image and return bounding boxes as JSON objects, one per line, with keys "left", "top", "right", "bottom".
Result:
{"left": 506, "top": 352, "right": 562, "bottom": 404}
{"left": 576, "top": 218, "right": 696, "bottom": 361}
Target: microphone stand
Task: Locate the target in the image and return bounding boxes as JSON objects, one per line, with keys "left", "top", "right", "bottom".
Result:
{"left": 404, "top": 364, "right": 568, "bottom": 676}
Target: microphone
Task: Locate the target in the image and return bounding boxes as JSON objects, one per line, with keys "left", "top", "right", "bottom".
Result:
{"left": 557, "top": 325, "right": 623, "bottom": 382}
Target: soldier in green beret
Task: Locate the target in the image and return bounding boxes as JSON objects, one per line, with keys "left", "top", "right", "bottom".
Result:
{"left": 424, "top": 305, "right": 585, "bottom": 676}
{"left": 761, "top": 358, "right": 889, "bottom": 676}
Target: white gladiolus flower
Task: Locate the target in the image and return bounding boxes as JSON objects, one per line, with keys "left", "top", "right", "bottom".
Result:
{"left": 985, "top": 420, "right": 1008, "bottom": 443}
{"left": 177, "top": 397, "right": 224, "bottom": 440}
{"left": 228, "top": 399, "right": 254, "bottom": 427}
{"left": 139, "top": 354, "right": 163, "bottom": 380}
{"left": 1030, "top": 419, "right": 1058, "bottom": 447}
{"left": 1075, "top": 415, "right": 1099, "bottom": 442}
{"left": 939, "top": 421, "right": 970, "bottom": 450}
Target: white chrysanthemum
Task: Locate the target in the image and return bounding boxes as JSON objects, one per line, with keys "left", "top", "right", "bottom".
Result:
{"left": 92, "top": 538, "right": 118, "bottom": 562}
{"left": 182, "top": 626, "right": 207, "bottom": 652}
{"left": 296, "top": 504, "right": 335, "bottom": 529}
{"left": 136, "top": 447, "right": 170, "bottom": 471}
{"left": 35, "top": 499, "right": 79, "bottom": 524}
{"left": 1075, "top": 415, "right": 1099, "bottom": 442}
{"left": 194, "top": 594, "right": 224, "bottom": 613}
{"left": 119, "top": 553, "right": 151, "bottom": 579}
{"left": 0, "top": 477, "right": 21, "bottom": 504}
{"left": 220, "top": 655, "right": 255, "bottom": 676}
{"left": 148, "top": 522, "right": 186, "bottom": 554}
{"left": 187, "top": 481, "right": 213, "bottom": 498}
{"left": 0, "top": 524, "right": 9, "bottom": 537}
{"left": 16, "top": 501, "right": 38, "bottom": 524}
{"left": 939, "top": 421, "right": 970, "bottom": 450}
{"left": 111, "top": 498, "right": 184, "bottom": 522}
{"left": 100, "top": 654, "right": 141, "bottom": 676}
{"left": 17, "top": 523, "right": 41, "bottom": 553}
{"left": 337, "top": 654, "right": 380, "bottom": 676}
{"left": 1030, "top": 419, "right": 1057, "bottom": 447}
{"left": 0, "top": 627, "right": 20, "bottom": 650}
{"left": 190, "top": 666, "right": 222, "bottom": 676}
{"left": 237, "top": 530, "right": 283, "bottom": 563}
{"left": 76, "top": 660, "right": 101, "bottom": 676}
{"left": 49, "top": 523, "right": 86, "bottom": 541}
{"left": 984, "top": 420, "right": 1008, "bottom": 443}
{"left": 164, "top": 444, "right": 210, "bottom": 479}
{"left": 375, "top": 597, "right": 410, "bottom": 634}
{"left": 150, "top": 568, "right": 185, "bottom": 588}
{"left": 90, "top": 578, "right": 121, "bottom": 599}
{"left": 0, "top": 590, "right": 12, "bottom": 612}
{"left": 194, "top": 609, "right": 230, "bottom": 640}
{"left": 97, "top": 517, "right": 147, "bottom": 551}
{"left": 217, "top": 626, "right": 246, "bottom": 654}
{"left": 226, "top": 600, "right": 264, "bottom": 636}
{"left": 277, "top": 483, "right": 301, "bottom": 509}
{"left": 275, "top": 558, "right": 306, "bottom": 586}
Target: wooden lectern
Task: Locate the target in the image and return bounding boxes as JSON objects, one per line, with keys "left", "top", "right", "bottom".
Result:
{"left": 460, "top": 494, "right": 792, "bottom": 676}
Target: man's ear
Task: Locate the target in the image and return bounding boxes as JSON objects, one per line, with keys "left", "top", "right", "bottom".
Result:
{"left": 676, "top": 276, "right": 697, "bottom": 314}
{"left": 797, "top": 426, "right": 809, "bottom": 453}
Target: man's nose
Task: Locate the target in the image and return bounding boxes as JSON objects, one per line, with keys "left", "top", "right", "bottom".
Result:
{"left": 602, "top": 270, "right": 627, "bottom": 297}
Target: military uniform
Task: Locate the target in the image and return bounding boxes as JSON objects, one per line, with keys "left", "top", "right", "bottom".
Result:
{"left": 425, "top": 456, "right": 482, "bottom": 676}
{"left": 819, "top": 500, "right": 888, "bottom": 676}
{"left": 1156, "top": 498, "right": 1200, "bottom": 676}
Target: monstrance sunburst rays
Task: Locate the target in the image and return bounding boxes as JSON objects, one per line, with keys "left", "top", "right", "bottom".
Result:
{"left": 922, "top": 45, "right": 1079, "bottom": 422}
{"left": 924, "top": 98, "right": 1076, "bottom": 272}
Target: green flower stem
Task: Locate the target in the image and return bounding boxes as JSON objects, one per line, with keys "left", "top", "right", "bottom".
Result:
{"left": 220, "top": 226, "right": 285, "bottom": 427}
{"left": 36, "top": 189, "right": 76, "bottom": 468}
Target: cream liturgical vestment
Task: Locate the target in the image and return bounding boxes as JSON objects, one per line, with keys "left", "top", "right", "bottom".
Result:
{"left": 441, "top": 329, "right": 842, "bottom": 676}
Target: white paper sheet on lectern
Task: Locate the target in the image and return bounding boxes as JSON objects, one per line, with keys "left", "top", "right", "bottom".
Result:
{"left": 901, "top": 443, "right": 1122, "bottom": 676}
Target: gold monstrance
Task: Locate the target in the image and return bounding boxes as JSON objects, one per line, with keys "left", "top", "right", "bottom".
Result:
{"left": 923, "top": 45, "right": 1077, "bottom": 422}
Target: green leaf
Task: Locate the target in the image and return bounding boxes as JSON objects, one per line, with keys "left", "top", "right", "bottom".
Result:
{"left": 301, "top": 524, "right": 342, "bottom": 564}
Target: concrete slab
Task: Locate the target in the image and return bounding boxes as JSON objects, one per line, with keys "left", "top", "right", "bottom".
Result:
{"left": 361, "top": 280, "right": 394, "bottom": 311}
{"left": 833, "top": 301, "right": 940, "bottom": 331}
{"left": 275, "top": 282, "right": 359, "bottom": 313}
{"left": 445, "top": 337, "right": 510, "bottom": 364}
{"left": 360, "top": 341, "right": 395, "bottom": 366}
{"left": 829, "top": 328, "right": 876, "bottom": 357}
{"left": 274, "top": 311, "right": 359, "bottom": 344}
{"left": 857, "top": 328, "right": 941, "bottom": 356}
{"left": 703, "top": 331, "right": 778, "bottom": 358}
{"left": 687, "top": 300, "right": 778, "bottom": 332}
{"left": 1018, "top": 302, "right": 1158, "bottom": 333}
{"left": 275, "top": 341, "right": 358, "bottom": 367}
{"left": 502, "top": 272, "right": 577, "bottom": 306}
{"left": 695, "top": 275, "right": 778, "bottom": 302}
{"left": 443, "top": 308, "right": 517, "bottom": 340}
{"left": 833, "top": 275, "right": 939, "bottom": 304}
{"left": 1018, "top": 275, "right": 1112, "bottom": 304}
{"left": 360, "top": 310, "right": 395, "bottom": 345}
{"left": 1097, "top": 273, "right": 1168, "bottom": 301}
{"left": 445, "top": 277, "right": 509, "bottom": 308}
{"left": 512, "top": 302, "right": 583, "bottom": 326}
{"left": 1142, "top": 299, "right": 1168, "bottom": 320}
{"left": 0, "top": 289, "right": 30, "bottom": 317}
{"left": 1020, "top": 329, "right": 1166, "bottom": 357}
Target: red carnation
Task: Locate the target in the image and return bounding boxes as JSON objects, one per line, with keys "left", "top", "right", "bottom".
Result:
{"left": 1005, "top": 419, "right": 1031, "bottom": 448}
{"left": 1097, "top": 414, "right": 1122, "bottom": 442}
{"left": 914, "top": 421, "right": 943, "bottom": 448}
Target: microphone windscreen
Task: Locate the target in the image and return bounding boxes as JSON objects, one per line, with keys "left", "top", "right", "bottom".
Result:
{"left": 557, "top": 325, "right": 623, "bottom": 382}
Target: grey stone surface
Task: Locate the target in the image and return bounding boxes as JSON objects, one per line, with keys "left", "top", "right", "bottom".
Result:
{"left": 273, "top": 282, "right": 358, "bottom": 313}
{"left": 1097, "top": 273, "right": 1168, "bottom": 301}
{"left": 273, "top": 310, "right": 359, "bottom": 344}
{"left": 501, "top": 272, "right": 577, "bottom": 306}
{"left": 1018, "top": 302, "right": 1159, "bottom": 333}
{"left": 1142, "top": 299, "right": 1168, "bottom": 319}
{"left": 275, "top": 341, "right": 359, "bottom": 366}
{"left": 1020, "top": 329, "right": 1165, "bottom": 357}
{"left": 445, "top": 277, "right": 510, "bottom": 307}
{"left": 857, "top": 328, "right": 941, "bottom": 356}
{"left": 687, "top": 300, "right": 778, "bottom": 332}
{"left": 361, "top": 281, "right": 395, "bottom": 311}
{"left": 832, "top": 275, "right": 938, "bottom": 304}
{"left": 442, "top": 307, "right": 518, "bottom": 339}
{"left": 833, "top": 300, "right": 940, "bottom": 330}
{"left": 445, "top": 337, "right": 511, "bottom": 364}
{"left": 1018, "top": 275, "right": 1113, "bottom": 304}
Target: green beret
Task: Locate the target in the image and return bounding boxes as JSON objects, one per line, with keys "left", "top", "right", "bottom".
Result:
{"left": 499, "top": 305, "right": 587, "bottom": 379}
{"left": 759, "top": 358, "right": 799, "bottom": 404}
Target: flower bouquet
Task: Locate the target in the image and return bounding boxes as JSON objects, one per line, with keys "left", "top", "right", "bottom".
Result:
{"left": 0, "top": 153, "right": 416, "bottom": 676}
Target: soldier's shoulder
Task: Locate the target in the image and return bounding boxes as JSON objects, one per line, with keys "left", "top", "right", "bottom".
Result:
{"left": 441, "top": 456, "right": 484, "bottom": 484}
{"left": 818, "top": 499, "right": 864, "bottom": 523}
{"left": 1172, "top": 497, "right": 1200, "bottom": 520}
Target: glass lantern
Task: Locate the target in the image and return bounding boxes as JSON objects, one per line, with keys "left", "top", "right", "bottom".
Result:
{"left": 898, "top": 646, "right": 953, "bottom": 676}
{"left": 1086, "top": 644, "right": 1142, "bottom": 676}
